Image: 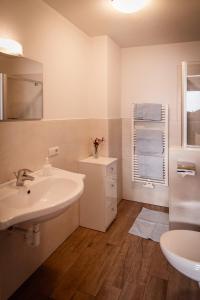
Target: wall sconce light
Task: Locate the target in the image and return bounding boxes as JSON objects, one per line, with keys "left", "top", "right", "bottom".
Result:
{"left": 111, "top": 0, "right": 151, "bottom": 13}
{"left": 0, "top": 38, "right": 23, "bottom": 56}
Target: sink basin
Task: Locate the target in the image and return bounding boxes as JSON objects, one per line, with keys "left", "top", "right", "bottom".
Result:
{"left": 0, "top": 168, "right": 85, "bottom": 230}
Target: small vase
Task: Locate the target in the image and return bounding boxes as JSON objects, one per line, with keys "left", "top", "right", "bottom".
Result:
{"left": 93, "top": 145, "right": 99, "bottom": 159}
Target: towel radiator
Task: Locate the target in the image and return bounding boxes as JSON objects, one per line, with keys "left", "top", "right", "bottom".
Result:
{"left": 132, "top": 104, "right": 169, "bottom": 186}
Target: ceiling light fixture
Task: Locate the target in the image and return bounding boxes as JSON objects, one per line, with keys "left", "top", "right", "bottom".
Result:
{"left": 0, "top": 38, "right": 23, "bottom": 56}
{"left": 111, "top": 0, "right": 151, "bottom": 14}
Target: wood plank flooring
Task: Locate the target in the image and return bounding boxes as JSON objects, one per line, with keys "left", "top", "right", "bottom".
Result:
{"left": 10, "top": 200, "right": 200, "bottom": 300}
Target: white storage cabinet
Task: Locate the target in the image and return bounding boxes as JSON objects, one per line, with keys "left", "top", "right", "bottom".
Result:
{"left": 79, "top": 157, "right": 118, "bottom": 232}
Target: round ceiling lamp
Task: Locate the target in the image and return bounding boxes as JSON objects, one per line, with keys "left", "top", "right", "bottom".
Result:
{"left": 111, "top": 0, "right": 151, "bottom": 14}
{"left": 0, "top": 38, "right": 23, "bottom": 56}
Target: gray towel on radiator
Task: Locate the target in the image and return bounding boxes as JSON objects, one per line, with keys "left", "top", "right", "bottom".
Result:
{"left": 136, "top": 129, "right": 163, "bottom": 155}
{"left": 134, "top": 103, "right": 162, "bottom": 121}
{"left": 138, "top": 155, "right": 164, "bottom": 180}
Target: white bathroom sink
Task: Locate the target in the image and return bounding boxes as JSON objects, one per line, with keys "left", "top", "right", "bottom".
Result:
{"left": 0, "top": 168, "right": 85, "bottom": 230}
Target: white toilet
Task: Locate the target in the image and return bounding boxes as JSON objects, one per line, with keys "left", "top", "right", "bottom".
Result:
{"left": 160, "top": 230, "right": 200, "bottom": 286}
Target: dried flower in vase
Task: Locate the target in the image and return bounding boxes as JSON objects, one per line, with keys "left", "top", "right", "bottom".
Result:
{"left": 92, "top": 137, "right": 104, "bottom": 158}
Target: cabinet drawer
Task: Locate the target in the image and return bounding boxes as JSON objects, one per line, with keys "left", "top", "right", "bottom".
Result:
{"left": 106, "top": 162, "right": 117, "bottom": 178}
{"left": 105, "top": 178, "right": 117, "bottom": 198}
{"left": 106, "top": 201, "right": 117, "bottom": 228}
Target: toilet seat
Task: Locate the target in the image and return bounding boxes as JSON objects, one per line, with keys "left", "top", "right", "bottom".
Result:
{"left": 160, "top": 230, "right": 200, "bottom": 283}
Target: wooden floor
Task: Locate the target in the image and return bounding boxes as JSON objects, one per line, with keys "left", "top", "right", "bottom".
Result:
{"left": 10, "top": 200, "right": 200, "bottom": 300}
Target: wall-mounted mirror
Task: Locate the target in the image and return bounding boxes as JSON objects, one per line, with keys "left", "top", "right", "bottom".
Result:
{"left": 182, "top": 61, "right": 200, "bottom": 147}
{"left": 0, "top": 53, "right": 43, "bottom": 121}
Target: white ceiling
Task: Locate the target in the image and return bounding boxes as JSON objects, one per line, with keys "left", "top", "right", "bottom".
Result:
{"left": 44, "top": 0, "right": 200, "bottom": 47}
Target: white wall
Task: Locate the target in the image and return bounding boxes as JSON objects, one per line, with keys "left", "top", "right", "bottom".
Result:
{"left": 121, "top": 41, "right": 200, "bottom": 205}
{"left": 89, "top": 36, "right": 108, "bottom": 119}
{"left": 0, "top": 0, "right": 92, "bottom": 120}
{"left": 0, "top": 0, "right": 121, "bottom": 124}
{"left": 107, "top": 37, "right": 121, "bottom": 119}
{"left": 122, "top": 41, "right": 200, "bottom": 141}
{"left": 89, "top": 36, "right": 121, "bottom": 119}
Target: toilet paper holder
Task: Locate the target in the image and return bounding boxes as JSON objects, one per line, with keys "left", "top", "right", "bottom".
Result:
{"left": 177, "top": 161, "right": 196, "bottom": 177}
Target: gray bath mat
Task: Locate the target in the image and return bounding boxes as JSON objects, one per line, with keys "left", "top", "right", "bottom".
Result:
{"left": 129, "top": 207, "right": 169, "bottom": 242}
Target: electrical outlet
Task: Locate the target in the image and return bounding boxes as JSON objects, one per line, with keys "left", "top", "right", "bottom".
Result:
{"left": 48, "top": 146, "right": 59, "bottom": 157}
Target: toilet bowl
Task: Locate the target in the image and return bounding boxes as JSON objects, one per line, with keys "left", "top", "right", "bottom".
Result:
{"left": 160, "top": 230, "right": 200, "bottom": 285}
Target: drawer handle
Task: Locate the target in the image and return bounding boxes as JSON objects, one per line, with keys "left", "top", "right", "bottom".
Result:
{"left": 111, "top": 184, "right": 115, "bottom": 187}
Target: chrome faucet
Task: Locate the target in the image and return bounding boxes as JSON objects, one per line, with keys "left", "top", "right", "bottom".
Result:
{"left": 14, "top": 169, "right": 34, "bottom": 186}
